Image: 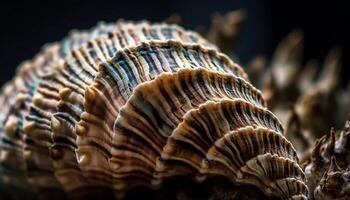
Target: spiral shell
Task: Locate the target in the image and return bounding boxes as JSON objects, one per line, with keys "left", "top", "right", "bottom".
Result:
{"left": 0, "top": 20, "right": 307, "bottom": 199}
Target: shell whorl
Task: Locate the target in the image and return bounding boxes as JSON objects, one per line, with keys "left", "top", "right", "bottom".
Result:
{"left": 0, "top": 21, "right": 307, "bottom": 199}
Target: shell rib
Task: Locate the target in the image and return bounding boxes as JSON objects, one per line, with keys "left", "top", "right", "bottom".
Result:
{"left": 0, "top": 21, "right": 307, "bottom": 199}
{"left": 0, "top": 22, "right": 122, "bottom": 198}
{"left": 45, "top": 23, "right": 219, "bottom": 192}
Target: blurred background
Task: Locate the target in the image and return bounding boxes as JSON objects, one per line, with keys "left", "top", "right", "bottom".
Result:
{"left": 0, "top": 0, "right": 349, "bottom": 86}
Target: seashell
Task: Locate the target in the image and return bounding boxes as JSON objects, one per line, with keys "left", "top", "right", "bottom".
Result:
{"left": 168, "top": 10, "right": 349, "bottom": 199}
{"left": 0, "top": 20, "right": 143, "bottom": 198}
{"left": 0, "top": 20, "right": 307, "bottom": 199}
{"left": 303, "top": 116, "right": 350, "bottom": 199}
{"left": 40, "top": 23, "right": 218, "bottom": 194}
{"left": 294, "top": 47, "right": 344, "bottom": 136}
{"left": 13, "top": 22, "right": 215, "bottom": 198}
{"left": 313, "top": 156, "right": 350, "bottom": 200}
{"left": 0, "top": 43, "right": 65, "bottom": 199}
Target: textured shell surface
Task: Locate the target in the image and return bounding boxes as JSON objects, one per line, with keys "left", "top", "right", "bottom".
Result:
{"left": 302, "top": 117, "right": 350, "bottom": 199}
{"left": 0, "top": 20, "right": 307, "bottom": 200}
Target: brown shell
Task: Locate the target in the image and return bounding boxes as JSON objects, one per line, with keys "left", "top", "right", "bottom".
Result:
{"left": 303, "top": 116, "right": 350, "bottom": 199}
{"left": 0, "top": 21, "right": 307, "bottom": 199}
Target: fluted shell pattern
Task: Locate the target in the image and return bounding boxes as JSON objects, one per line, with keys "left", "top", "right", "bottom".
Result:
{"left": 0, "top": 20, "right": 307, "bottom": 199}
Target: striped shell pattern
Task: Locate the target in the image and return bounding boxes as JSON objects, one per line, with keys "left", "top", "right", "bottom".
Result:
{"left": 0, "top": 21, "right": 308, "bottom": 199}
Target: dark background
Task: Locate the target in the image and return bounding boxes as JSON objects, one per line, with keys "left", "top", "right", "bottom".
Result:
{"left": 0, "top": 1, "right": 349, "bottom": 86}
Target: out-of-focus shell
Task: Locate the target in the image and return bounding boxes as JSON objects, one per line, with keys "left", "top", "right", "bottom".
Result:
{"left": 0, "top": 21, "right": 307, "bottom": 199}
{"left": 246, "top": 29, "right": 348, "bottom": 139}
{"left": 0, "top": 44, "right": 63, "bottom": 199}
{"left": 206, "top": 10, "right": 246, "bottom": 54}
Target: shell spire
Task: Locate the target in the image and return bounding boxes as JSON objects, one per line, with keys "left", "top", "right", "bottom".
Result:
{"left": 0, "top": 20, "right": 307, "bottom": 199}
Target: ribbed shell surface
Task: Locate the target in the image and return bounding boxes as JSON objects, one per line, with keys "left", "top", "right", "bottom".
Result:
{"left": 0, "top": 21, "right": 307, "bottom": 200}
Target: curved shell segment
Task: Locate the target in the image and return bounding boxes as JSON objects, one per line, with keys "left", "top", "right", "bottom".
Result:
{"left": 8, "top": 21, "right": 220, "bottom": 193}
{"left": 0, "top": 21, "right": 307, "bottom": 200}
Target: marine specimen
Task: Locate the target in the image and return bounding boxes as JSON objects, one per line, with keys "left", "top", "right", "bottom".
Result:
{"left": 0, "top": 10, "right": 349, "bottom": 200}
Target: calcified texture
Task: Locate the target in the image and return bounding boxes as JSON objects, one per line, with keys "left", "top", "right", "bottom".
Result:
{"left": 0, "top": 19, "right": 308, "bottom": 200}
{"left": 302, "top": 117, "right": 350, "bottom": 199}
{"left": 208, "top": 10, "right": 350, "bottom": 200}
